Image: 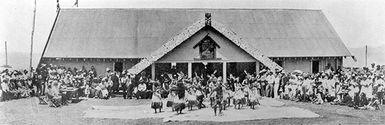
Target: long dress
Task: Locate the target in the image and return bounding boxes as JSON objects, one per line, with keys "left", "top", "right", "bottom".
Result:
{"left": 273, "top": 77, "right": 280, "bottom": 99}
{"left": 362, "top": 80, "right": 374, "bottom": 99}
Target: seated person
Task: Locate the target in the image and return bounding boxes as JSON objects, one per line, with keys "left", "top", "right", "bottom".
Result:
{"left": 99, "top": 82, "right": 109, "bottom": 99}
{"left": 136, "top": 82, "right": 147, "bottom": 99}
{"left": 88, "top": 79, "right": 100, "bottom": 98}
{"left": 356, "top": 97, "right": 381, "bottom": 110}
{"left": 47, "top": 85, "right": 62, "bottom": 107}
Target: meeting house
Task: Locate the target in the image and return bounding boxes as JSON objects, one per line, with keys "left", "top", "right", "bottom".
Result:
{"left": 39, "top": 8, "right": 353, "bottom": 80}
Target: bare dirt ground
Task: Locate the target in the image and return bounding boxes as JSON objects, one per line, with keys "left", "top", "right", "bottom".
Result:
{"left": 1, "top": 96, "right": 385, "bottom": 125}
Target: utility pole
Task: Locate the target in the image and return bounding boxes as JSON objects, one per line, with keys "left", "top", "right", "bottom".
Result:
{"left": 5, "top": 41, "right": 7, "bottom": 66}
{"left": 365, "top": 45, "right": 368, "bottom": 67}
{"left": 30, "top": 0, "right": 37, "bottom": 76}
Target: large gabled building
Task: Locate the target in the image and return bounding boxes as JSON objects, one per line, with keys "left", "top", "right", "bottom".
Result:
{"left": 39, "top": 8, "right": 352, "bottom": 80}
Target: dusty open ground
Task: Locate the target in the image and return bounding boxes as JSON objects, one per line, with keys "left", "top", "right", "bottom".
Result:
{"left": 1, "top": 96, "right": 385, "bottom": 125}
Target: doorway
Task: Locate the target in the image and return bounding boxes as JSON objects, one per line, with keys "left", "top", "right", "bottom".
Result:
{"left": 312, "top": 61, "right": 319, "bottom": 73}
{"left": 114, "top": 62, "right": 123, "bottom": 73}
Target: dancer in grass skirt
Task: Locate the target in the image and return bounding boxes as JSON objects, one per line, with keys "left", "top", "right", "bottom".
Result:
{"left": 172, "top": 81, "right": 186, "bottom": 114}
{"left": 151, "top": 88, "right": 163, "bottom": 113}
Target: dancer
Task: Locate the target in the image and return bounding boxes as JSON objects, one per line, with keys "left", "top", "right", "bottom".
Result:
{"left": 151, "top": 88, "right": 163, "bottom": 113}
{"left": 196, "top": 86, "right": 206, "bottom": 109}
{"left": 249, "top": 86, "right": 261, "bottom": 109}
{"left": 186, "top": 87, "right": 198, "bottom": 110}
{"left": 212, "top": 82, "right": 223, "bottom": 116}
{"left": 166, "top": 90, "right": 177, "bottom": 111}
{"left": 233, "top": 87, "right": 244, "bottom": 109}
{"left": 222, "top": 87, "right": 231, "bottom": 110}
{"left": 172, "top": 81, "right": 186, "bottom": 114}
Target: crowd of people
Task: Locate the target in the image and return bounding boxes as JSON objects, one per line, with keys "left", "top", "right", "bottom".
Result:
{"left": 0, "top": 69, "right": 32, "bottom": 101}
{"left": 1, "top": 63, "right": 384, "bottom": 113}
{"left": 149, "top": 64, "right": 385, "bottom": 115}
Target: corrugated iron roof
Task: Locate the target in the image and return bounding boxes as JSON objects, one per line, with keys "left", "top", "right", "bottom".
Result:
{"left": 43, "top": 8, "right": 352, "bottom": 58}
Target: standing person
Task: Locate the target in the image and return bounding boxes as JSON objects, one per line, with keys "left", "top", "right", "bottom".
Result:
{"left": 273, "top": 73, "right": 281, "bottom": 99}
{"left": 281, "top": 73, "right": 289, "bottom": 97}
{"left": 249, "top": 85, "right": 260, "bottom": 109}
{"left": 228, "top": 74, "right": 236, "bottom": 91}
{"left": 151, "top": 88, "right": 163, "bottom": 113}
{"left": 37, "top": 74, "right": 44, "bottom": 96}
{"left": 375, "top": 76, "right": 385, "bottom": 104}
{"left": 1, "top": 79, "right": 10, "bottom": 101}
{"left": 259, "top": 71, "right": 267, "bottom": 96}
{"left": 110, "top": 72, "right": 120, "bottom": 97}
{"left": 43, "top": 66, "right": 49, "bottom": 95}
{"left": 212, "top": 82, "right": 223, "bottom": 116}
{"left": 233, "top": 87, "right": 244, "bottom": 109}
{"left": 120, "top": 72, "right": 128, "bottom": 99}
{"left": 127, "top": 74, "right": 135, "bottom": 99}
{"left": 31, "top": 72, "right": 39, "bottom": 96}
{"left": 196, "top": 87, "right": 205, "bottom": 109}
{"left": 361, "top": 77, "right": 373, "bottom": 104}
{"left": 186, "top": 87, "right": 197, "bottom": 111}
{"left": 266, "top": 72, "right": 274, "bottom": 97}
{"left": 172, "top": 81, "right": 186, "bottom": 114}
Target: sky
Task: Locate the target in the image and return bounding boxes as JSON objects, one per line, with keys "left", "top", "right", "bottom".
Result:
{"left": 1, "top": 0, "right": 385, "bottom": 68}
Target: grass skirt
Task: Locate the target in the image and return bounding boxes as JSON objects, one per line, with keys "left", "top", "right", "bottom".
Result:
{"left": 151, "top": 102, "right": 163, "bottom": 109}
{"left": 173, "top": 103, "right": 186, "bottom": 111}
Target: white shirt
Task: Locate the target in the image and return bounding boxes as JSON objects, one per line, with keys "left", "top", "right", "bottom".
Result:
{"left": 152, "top": 92, "right": 162, "bottom": 102}
{"left": 138, "top": 83, "right": 146, "bottom": 91}
{"left": 1, "top": 82, "right": 9, "bottom": 92}
{"left": 266, "top": 75, "right": 275, "bottom": 84}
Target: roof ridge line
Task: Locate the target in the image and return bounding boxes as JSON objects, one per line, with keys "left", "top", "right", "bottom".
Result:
{"left": 59, "top": 8, "right": 322, "bottom": 11}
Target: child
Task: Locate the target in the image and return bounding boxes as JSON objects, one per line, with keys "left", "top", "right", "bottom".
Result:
{"left": 186, "top": 88, "right": 198, "bottom": 111}
{"left": 166, "top": 91, "right": 177, "bottom": 111}
{"left": 151, "top": 88, "right": 163, "bottom": 113}
{"left": 249, "top": 86, "right": 261, "bottom": 109}
{"left": 233, "top": 88, "right": 244, "bottom": 109}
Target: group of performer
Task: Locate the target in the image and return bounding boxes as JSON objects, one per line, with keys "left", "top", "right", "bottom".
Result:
{"left": 149, "top": 70, "right": 264, "bottom": 116}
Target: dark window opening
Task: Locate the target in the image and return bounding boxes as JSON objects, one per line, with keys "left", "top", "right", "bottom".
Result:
{"left": 114, "top": 62, "right": 123, "bottom": 73}
{"left": 312, "top": 61, "right": 319, "bottom": 73}
{"left": 274, "top": 60, "right": 283, "bottom": 67}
